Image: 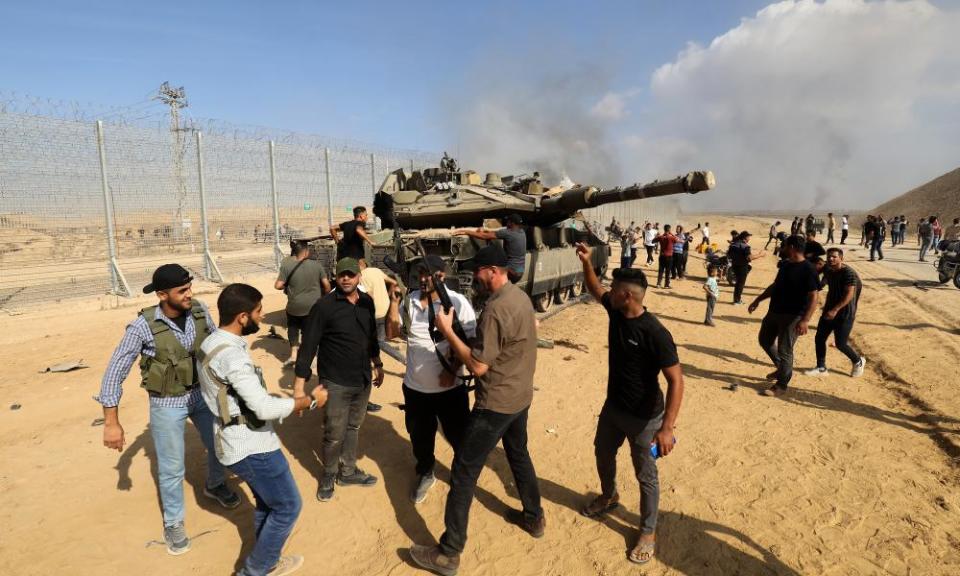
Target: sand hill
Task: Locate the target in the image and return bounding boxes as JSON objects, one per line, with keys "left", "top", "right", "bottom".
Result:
{"left": 872, "top": 166, "right": 960, "bottom": 223}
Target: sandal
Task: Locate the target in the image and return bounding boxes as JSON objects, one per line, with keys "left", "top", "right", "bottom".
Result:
{"left": 628, "top": 539, "right": 656, "bottom": 565}
{"left": 580, "top": 493, "right": 620, "bottom": 518}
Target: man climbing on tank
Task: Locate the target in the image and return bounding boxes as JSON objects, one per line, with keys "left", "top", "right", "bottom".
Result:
{"left": 453, "top": 214, "right": 527, "bottom": 283}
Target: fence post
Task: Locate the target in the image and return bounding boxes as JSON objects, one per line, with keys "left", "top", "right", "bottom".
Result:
{"left": 196, "top": 131, "right": 223, "bottom": 283}
{"left": 269, "top": 141, "right": 283, "bottom": 270}
{"left": 324, "top": 147, "right": 334, "bottom": 232}
{"left": 95, "top": 120, "right": 132, "bottom": 297}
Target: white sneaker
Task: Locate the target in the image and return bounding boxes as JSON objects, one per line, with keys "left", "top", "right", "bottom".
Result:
{"left": 804, "top": 367, "right": 828, "bottom": 377}
{"left": 852, "top": 357, "right": 866, "bottom": 377}
{"left": 267, "top": 555, "right": 304, "bottom": 576}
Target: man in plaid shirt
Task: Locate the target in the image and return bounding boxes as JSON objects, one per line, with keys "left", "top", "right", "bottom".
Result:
{"left": 95, "top": 264, "right": 240, "bottom": 556}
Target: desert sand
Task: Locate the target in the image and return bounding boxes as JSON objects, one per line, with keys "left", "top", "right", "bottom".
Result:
{"left": 0, "top": 214, "right": 958, "bottom": 576}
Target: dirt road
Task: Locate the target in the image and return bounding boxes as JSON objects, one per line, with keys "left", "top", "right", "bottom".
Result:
{"left": 0, "top": 214, "right": 957, "bottom": 575}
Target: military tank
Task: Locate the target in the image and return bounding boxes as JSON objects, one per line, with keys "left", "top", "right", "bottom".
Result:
{"left": 307, "top": 157, "right": 716, "bottom": 312}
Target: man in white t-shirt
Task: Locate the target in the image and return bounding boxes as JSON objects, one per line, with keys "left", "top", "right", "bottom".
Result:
{"left": 642, "top": 223, "right": 658, "bottom": 265}
{"left": 698, "top": 222, "right": 711, "bottom": 250}
{"left": 386, "top": 254, "right": 478, "bottom": 504}
{"left": 840, "top": 215, "right": 850, "bottom": 245}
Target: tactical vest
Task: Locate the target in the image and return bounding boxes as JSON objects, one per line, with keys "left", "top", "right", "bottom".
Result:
{"left": 139, "top": 303, "right": 210, "bottom": 397}
{"left": 201, "top": 343, "right": 267, "bottom": 430}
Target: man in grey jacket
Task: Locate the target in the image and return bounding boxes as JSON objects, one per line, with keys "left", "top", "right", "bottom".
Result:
{"left": 199, "top": 283, "right": 326, "bottom": 576}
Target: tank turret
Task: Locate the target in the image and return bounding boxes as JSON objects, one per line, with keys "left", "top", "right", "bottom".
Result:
{"left": 373, "top": 163, "right": 715, "bottom": 230}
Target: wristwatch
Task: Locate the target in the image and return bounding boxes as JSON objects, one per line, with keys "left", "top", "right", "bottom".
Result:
{"left": 309, "top": 398, "right": 318, "bottom": 410}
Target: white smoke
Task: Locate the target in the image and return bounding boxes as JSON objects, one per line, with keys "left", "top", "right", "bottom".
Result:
{"left": 450, "top": 0, "right": 960, "bottom": 210}
{"left": 631, "top": 0, "right": 960, "bottom": 210}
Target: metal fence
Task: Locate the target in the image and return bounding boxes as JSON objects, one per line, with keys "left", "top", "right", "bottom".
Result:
{"left": 0, "top": 107, "right": 435, "bottom": 310}
{"left": 1, "top": 97, "right": 682, "bottom": 311}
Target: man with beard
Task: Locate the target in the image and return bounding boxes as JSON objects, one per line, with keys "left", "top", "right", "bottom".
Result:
{"left": 294, "top": 258, "right": 384, "bottom": 502}
{"left": 409, "top": 244, "right": 542, "bottom": 576}
{"left": 575, "top": 244, "right": 684, "bottom": 566}
{"left": 199, "top": 284, "right": 327, "bottom": 576}
{"left": 748, "top": 235, "right": 819, "bottom": 397}
{"left": 96, "top": 264, "right": 240, "bottom": 556}
{"left": 386, "top": 254, "right": 477, "bottom": 504}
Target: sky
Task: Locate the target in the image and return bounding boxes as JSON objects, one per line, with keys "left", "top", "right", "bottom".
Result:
{"left": 2, "top": 0, "right": 959, "bottom": 210}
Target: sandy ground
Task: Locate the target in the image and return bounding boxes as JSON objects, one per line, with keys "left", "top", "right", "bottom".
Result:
{"left": 1, "top": 214, "right": 958, "bottom": 576}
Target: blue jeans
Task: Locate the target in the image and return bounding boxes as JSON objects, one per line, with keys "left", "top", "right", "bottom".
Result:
{"left": 149, "top": 399, "right": 226, "bottom": 527}
{"left": 229, "top": 450, "right": 303, "bottom": 576}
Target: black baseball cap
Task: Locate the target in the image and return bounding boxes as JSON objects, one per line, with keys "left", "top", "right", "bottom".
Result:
{"left": 143, "top": 264, "right": 193, "bottom": 293}
{"left": 462, "top": 244, "right": 508, "bottom": 270}
{"left": 416, "top": 254, "right": 448, "bottom": 273}
{"left": 504, "top": 213, "right": 523, "bottom": 225}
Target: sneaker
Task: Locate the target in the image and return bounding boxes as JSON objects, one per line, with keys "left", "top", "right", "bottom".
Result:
{"left": 411, "top": 472, "right": 436, "bottom": 504}
{"left": 409, "top": 544, "right": 460, "bottom": 576}
{"left": 366, "top": 402, "right": 382, "bottom": 413}
{"left": 204, "top": 483, "right": 241, "bottom": 509}
{"left": 316, "top": 473, "right": 336, "bottom": 502}
{"left": 804, "top": 367, "right": 828, "bottom": 377}
{"left": 337, "top": 468, "right": 378, "bottom": 487}
{"left": 267, "top": 555, "right": 304, "bottom": 576}
{"left": 504, "top": 509, "right": 546, "bottom": 539}
{"left": 852, "top": 357, "right": 866, "bottom": 377}
{"left": 163, "top": 522, "right": 191, "bottom": 556}
{"left": 761, "top": 385, "right": 787, "bottom": 398}
{"left": 704, "top": 320, "right": 716, "bottom": 327}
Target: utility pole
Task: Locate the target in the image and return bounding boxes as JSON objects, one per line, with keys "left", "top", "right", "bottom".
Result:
{"left": 155, "top": 82, "right": 189, "bottom": 239}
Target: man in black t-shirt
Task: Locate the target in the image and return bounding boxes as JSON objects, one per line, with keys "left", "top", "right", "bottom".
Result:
{"left": 574, "top": 242, "right": 684, "bottom": 565}
{"left": 728, "top": 232, "right": 764, "bottom": 304}
{"left": 804, "top": 248, "right": 865, "bottom": 378}
{"left": 331, "top": 206, "right": 372, "bottom": 263}
{"left": 803, "top": 230, "right": 825, "bottom": 264}
{"left": 748, "top": 235, "right": 819, "bottom": 397}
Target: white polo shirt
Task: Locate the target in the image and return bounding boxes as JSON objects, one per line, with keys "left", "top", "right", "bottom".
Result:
{"left": 403, "top": 289, "right": 478, "bottom": 394}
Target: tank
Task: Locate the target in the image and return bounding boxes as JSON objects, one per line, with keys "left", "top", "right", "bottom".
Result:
{"left": 306, "top": 157, "right": 716, "bottom": 312}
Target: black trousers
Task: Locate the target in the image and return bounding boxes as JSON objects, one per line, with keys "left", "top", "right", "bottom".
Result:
{"left": 814, "top": 316, "right": 860, "bottom": 367}
{"left": 645, "top": 245, "right": 655, "bottom": 264}
{"left": 758, "top": 313, "right": 802, "bottom": 389}
{"left": 402, "top": 384, "right": 469, "bottom": 476}
{"left": 439, "top": 407, "right": 542, "bottom": 557}
{"left": 657, "top": 255, "right": 673, "bottom": 287}
{"left": 840, "top": 229, "right": 848, "bottom": 244}
{"left": 286, "top": 313, "right": 307, "bottom": 347}
{"left": 732, "top": 265, "right": 750, "bottom": 303}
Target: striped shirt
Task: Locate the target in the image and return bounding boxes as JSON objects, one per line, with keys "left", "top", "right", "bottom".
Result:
{"left": 198, "top": 329, "right": 295, "bottom": 466}
{"left": 95, "top": 302, "right": 214, "bottom": 409}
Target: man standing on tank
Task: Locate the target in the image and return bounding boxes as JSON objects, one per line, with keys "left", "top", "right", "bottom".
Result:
{"left": 331, "top": 206, "right": 373, "bottom": 263}
{"left": 454, "top": 213, "right": 527, "bottom": 283}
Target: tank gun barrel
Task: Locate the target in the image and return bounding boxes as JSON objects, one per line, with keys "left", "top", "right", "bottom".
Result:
{"left": 538, "top": 171, "right": 715, "bottom": 217}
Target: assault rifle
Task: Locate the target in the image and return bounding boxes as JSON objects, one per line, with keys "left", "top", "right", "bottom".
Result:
{"left": 414, "top": 239, "right": 470, "bottom": 347}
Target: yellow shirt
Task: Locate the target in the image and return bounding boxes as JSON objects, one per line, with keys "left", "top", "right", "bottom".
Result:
{"left": 360, "top": 267, "right": 391, "bottom": 319}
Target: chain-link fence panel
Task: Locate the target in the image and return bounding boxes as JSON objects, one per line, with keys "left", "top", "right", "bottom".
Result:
{"left": 0, "top": 93, "right": 440, "bottom": 310}
{"left": 0, "top": 113, "right": 111, "bottom": 308}
{"left": 201, "top": 133, "right": 277, "bottom": 278}
{"left": 102, "top": 122, "right": 205, "bottom": 292}
{"left": 274, "top": 143, "right": 329, "bottom": 243}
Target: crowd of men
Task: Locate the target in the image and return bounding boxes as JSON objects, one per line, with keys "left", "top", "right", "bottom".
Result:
{"left": 99, "top": 206, "right": 686, "bottom": 576}
{"left": 97, "top": 204, "right": 953, "bottom": 575}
